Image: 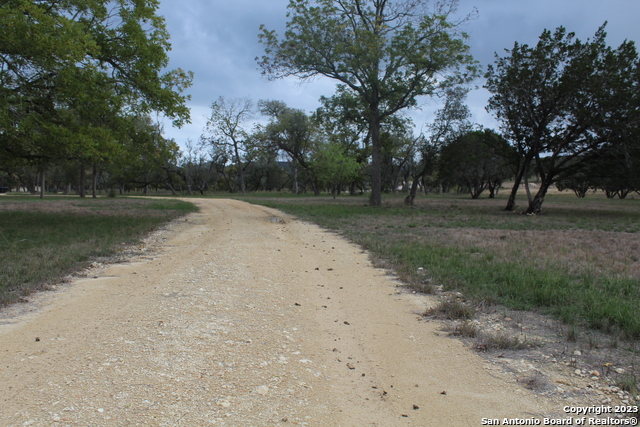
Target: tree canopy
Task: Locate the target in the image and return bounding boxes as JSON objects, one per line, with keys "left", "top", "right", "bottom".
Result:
{"left": 202, "top": 97, "right": 254, "bottom": 195}
{"left": 258, "top": 0, "right": 478, "bottom": 206}
{"left": 0, "top": 0, "right": 192, "bottom": 172}
{"left": 439, "top": 129, "right": 511, "bottom": 199}
{"left": 485, "top": 23, "right": 640, "bottom": 213}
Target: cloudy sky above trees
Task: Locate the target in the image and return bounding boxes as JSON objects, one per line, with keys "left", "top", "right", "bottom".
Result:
{"left": 156, "top": 0, "right": 640, "bottom": 147}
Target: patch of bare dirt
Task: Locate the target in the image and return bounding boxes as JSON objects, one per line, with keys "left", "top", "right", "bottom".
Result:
{"left": 424, "top": 291, "right": 640, "bottom": 418}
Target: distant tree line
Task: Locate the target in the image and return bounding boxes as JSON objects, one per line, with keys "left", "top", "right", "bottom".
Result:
{"left": 2, "top": 0, "right": 638, "bottom": 213}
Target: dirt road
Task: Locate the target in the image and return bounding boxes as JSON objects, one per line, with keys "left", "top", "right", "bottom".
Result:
{"left": 0, "top": 199, "right": 556, "bottom": 426}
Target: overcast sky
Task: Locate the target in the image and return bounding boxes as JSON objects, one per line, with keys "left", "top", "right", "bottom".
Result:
{"left": 156, "top": 0, "right": 640, "bottom": 149}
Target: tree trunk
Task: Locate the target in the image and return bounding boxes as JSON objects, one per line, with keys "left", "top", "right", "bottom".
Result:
{"left": 164, "top": 170, "right": 177, "bottom": 195}
{"left": 292, "top": 164, "right": 299, "bottom": 194}
{"left": 79, "top": 163, "right": 86, "bottom": 198}
{"left": 526, "top": 181, "right": 551, "bottom": 214}
{"left": 350, "top": 182, "right": 357, "bottom": 196}
{"left": 523, "top": 165, "right": 533, "bottom": 205}
{"left": 505, "top": 160, "right": 529, "bottom": 211}
{"left": 405, "top": 170, "right": 425, "bottom": 206}
{"left": 27, "top": 180, "right": 37, "bottom": 195}
{"left": 233, "top": 143, "right": 246, "bottom": 195}
{"left": 391, "top": 170, "right": 398, "bottom": 195}
{"left": 527, "top": 195, "right": 542, "bottom": 214}
{"left": 312, "top": 180, "right": 320, "bottom": 196}
{"left": 488, "top": 181, "right": 500, "bottom": 198}
{"left": 92, "top": 163, "right": 98, "bottom": 198}
{"left": 369, "top": 114, "right": 382, "bottom": 207}
{"left": 40, "top": 168, "right": 45, "bottom": 199}
{"left": 187, "top": 178, "right": 194, "bottom": 195}
{"left": 221, "top": 171, "right": 231, "bottom": 194}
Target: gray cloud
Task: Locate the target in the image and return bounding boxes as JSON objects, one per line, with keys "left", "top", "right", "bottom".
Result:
{"left": 158, "top": 0, "right": 640, "bottom": 147}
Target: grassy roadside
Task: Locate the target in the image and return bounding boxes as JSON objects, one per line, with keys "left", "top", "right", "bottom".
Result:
{"left": 0, "top": 196, "right": 197, "bottom": 305}
{"left": 243, "top": 192, "right": 640, "bottom": 339}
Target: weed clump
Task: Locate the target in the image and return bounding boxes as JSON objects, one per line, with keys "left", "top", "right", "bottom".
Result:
{"left": 448, "top": 320, "right": 479, "bottom": 338}
{"left": 616, "top": 374, "right": 639, "bottom": 395}
{"left": 474, "top": 331, "right": 541, "bottom": 352}
{"left": 424, "top": 300, "right": 476, "bottom": 321}
{"left": 518, "top": 371, "right": 550, "bottom": 391}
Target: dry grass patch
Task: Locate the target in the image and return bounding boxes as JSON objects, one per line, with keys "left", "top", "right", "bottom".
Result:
{"left": 517, "top": 371, "right": 550, "bottom": 392}
{"left": 474, "top": 330, "right": 542, "bottom": 351}
{"left": 424, "top": 299, "right": 476, "bottom": 320}
{"left": 445, "top": 320, "right": 480, "bottom": 338}
{"left": 0, "top": 197, "right": 196, "bottom": 305}
{"left": 413, "top": 227, "right": 640, "bottom": 281}
{"left": 0, "top": 198, "right": 188, "bottom": 217}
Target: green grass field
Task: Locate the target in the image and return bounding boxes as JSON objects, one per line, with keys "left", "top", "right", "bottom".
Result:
{"left": 0, "top": 196, "right": 197, "bottom": 305}
{"left": 243, "top": 191, "right": 640, "bottom": 338}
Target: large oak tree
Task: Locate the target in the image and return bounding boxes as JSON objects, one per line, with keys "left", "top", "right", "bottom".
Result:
{"left": 258, "top": 0, "right": 478, "bottom": 206}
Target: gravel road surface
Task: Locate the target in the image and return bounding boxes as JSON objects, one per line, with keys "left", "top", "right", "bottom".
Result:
{"left": 0, "top": 199, "right": 556, "bottom": 426}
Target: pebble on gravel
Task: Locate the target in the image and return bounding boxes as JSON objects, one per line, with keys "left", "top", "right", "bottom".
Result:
{"left": 255, "top": 386, "right": 269, "bottom": 395}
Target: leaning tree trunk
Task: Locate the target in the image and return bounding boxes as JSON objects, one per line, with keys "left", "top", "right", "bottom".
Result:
{"left": 505, "top": 157, "right": 531, "bottom": 211}
{"left": 311, "top": 180, "right": 320, "bottom": 196}
{"left": 164, "top": 170, "right": 177, "bottom": 195}
{"left": 405, "top": 170, "right": 425, "bottom": 207}
{"left": 526, "top": 180, "right": 552, "bottom": 214}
